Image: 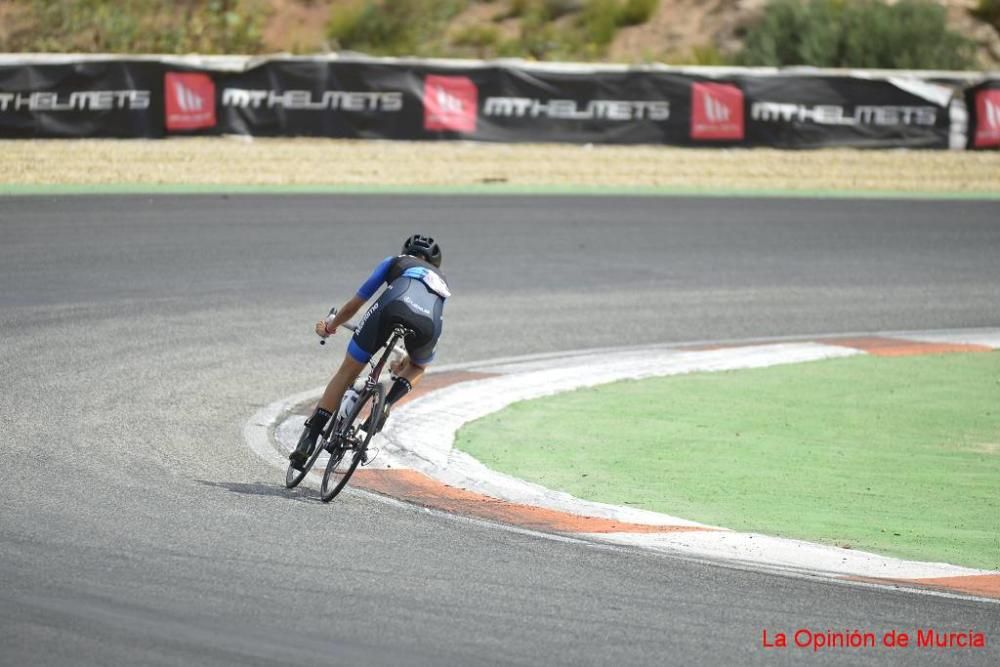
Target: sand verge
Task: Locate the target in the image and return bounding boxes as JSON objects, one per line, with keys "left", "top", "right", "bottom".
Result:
{"left": 3, "top": 138, "right": 999, "bottom": 194}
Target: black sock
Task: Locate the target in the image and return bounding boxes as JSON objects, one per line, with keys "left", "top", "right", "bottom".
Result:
{"left": 293, "top": 407, "right": 332, "bottom": 457}
{"left": 306, "top": 407, "right": 333, "bottom": 436}
{"left": 385, "top": 377, "right": 412, "bottom": 406}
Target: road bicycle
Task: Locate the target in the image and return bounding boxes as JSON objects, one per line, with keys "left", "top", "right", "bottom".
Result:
{"left": 284, "top": 309, "right": 409, "bottom": 503}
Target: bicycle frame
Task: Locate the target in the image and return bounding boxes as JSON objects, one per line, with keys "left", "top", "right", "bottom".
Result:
{"left": 324, "top": 324, "right": 410, "bottom": 444}
{"left": 360, "top": 325, "right": 411, "bottom": 392}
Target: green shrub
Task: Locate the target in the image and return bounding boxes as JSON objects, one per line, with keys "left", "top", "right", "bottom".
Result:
{"left": 618, "top": 0, "right": 658, "bottom": 27}
{"left": 972, "top": 0, "right": 1000, "bottom": 31}
{"left": 576, "top": 0, "right": 657, "bottom": 50}
{"left": 328, "top": 0, "right": 470, "bottom": 56}
{"left": 579, "top": 0, "right": 621, "bottom": 47}
{"left": 452, "top": 24, "right": 502, "bottom": 57}
{"left": 686, "top": 44, "right": 729, "bottom": 66}
{"left": 515, "top": 10, "right": 586, "bottom": 59}
{"left": 497, "top": 0, "right": 532, "bottom": 20}
{"left": 5, "top": 0, "right": 265, "bottom": 54}
{"left": 541, "top": 0, "right": 581, "bottom": 20}
{"left": 738, "top": 0, "right": 974, "bottom": 70}
{"left": 328, "top": 2, "right": 413, "bottom": 54}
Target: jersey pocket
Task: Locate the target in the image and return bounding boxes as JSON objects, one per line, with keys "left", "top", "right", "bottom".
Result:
{"left": 423, "top": 272, "right": 451, "bottom": 298}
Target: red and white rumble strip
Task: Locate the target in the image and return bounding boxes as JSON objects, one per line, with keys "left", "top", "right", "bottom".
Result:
{"left": 246, "top": 328, "right": 1000, "bottom": 602}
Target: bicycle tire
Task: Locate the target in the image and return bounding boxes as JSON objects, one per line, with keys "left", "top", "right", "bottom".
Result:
{"left": 320, "top": 383, "right": 385, "bottom": 503}
{"left": 285, "top": 414, "right": 336, "bottom": 489}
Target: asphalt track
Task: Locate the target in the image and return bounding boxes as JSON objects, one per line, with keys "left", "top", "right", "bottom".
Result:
{"left": 2, "top": 194, "right": 999, "bottom": 666}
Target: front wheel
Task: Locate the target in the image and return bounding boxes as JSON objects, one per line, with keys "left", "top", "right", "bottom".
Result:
{"left": 320, "top": 383, "right": 385, "bottom": 503}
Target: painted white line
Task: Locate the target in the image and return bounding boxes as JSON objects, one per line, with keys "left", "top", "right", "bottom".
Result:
{"left": 250, "top": 329, "right": 1000, "bottom": 595}
{"left": 585, "top": 531, "right": 990, "bottom": 580}
{"left": 244, "top": 385, "right": 326, "bottom": 471}
{"left": 346, "top": 486, "right": 999, "bottom": 606}
{"left": 894, "top": 329, "right": 1000, "bottom": 348}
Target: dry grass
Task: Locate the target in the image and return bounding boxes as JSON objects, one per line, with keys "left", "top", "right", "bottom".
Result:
{"left": 3, "top": 138, "right": 999, "bottom": 193}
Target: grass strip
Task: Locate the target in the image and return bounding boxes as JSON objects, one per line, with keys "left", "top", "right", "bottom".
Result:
{"left": 2, "top": 183, "right": 999, "bottom": 200}
{"left": 457, "top": 352, "right": 1000, "bottom": 570}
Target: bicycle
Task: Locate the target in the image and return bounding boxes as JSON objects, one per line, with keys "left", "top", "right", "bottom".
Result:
{"left": 284, "top": 308, "right": 409, "bottom": 504}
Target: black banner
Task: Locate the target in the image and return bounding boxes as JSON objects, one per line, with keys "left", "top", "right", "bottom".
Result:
{"left": 739, "top": 76, "right": 953, "bottom": 149}
{"left": 0, "top": 56, "right": 984, "bottom": 149}
{"left": 0, "top": 60, "right": 162, "bottom": 138}
{"left": 211, "top": 62, "right": 692, "bottom": 144}
{"left": 213, "top": 61, "right": 414, "bottom": 138}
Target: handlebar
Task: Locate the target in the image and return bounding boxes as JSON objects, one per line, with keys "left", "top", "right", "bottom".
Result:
{"left": 318, "top": 306, "right": 408, "bottom": 371}
{"left": 319, "top": 307, "right": 403, "bottom": 347}
{"left": 319, "top": 307, "right": 354, "bottom": 345}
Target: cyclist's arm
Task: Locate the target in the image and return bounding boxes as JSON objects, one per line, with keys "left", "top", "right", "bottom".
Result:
{"left": 322, "top": 256, "right": 395, "bottom": 335}
{"left": 325, "top": 295, "right": 365, "bottom": 333}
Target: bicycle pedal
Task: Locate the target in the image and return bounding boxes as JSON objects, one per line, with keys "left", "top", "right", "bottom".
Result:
{"left": 361, "top": 447, "right": 379, "bottom": 467}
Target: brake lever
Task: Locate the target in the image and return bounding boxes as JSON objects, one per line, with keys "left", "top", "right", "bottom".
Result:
{"left": 319, "top": 307, "right": 337, "bottom": 346}
{"left": 319, "top": 306, "right": 357, "bottom": 345}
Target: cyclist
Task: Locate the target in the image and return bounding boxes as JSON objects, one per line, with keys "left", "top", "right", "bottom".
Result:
{"left": 289, "top": 234, "right": 449, "bottom": 470}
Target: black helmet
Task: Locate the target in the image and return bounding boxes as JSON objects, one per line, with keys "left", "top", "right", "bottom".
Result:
{"left": 402, "top": 234, "right": 442, "bottom": 267}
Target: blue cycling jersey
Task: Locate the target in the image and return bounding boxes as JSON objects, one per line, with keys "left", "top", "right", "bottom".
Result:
{"left": 356, "top": 256, "right": 395, "bottom": 300}
{"left": 349, "top": 254, "right": 448, "bottom": 366}
{"left": 356, "top": 255, "right": 450, "bottom": 301}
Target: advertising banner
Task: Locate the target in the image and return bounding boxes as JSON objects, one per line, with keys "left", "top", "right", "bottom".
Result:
{"left": 738, "top": 75, "right": 953, "bottom": 149}
{"left": 0, "top": 55, "right": 982, "bottom": 150}
{"left": 212, "top": 60, "right": 413, "bottom": 138}
{"left": 211, "top": 61, "right": 692, "bottom": 144}
{"left": 471, "top": 67, "right": 690, "bottom": 144}
{"left": 0, "top": 60, "right": 162, "bottom": 138}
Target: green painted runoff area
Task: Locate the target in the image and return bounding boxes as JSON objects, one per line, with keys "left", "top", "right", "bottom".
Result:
{"left": 456, "top": 352, "right": 1000, "bottom": 570}
{"left": 2, "top": 183, "right": 1000, "bottom": 200}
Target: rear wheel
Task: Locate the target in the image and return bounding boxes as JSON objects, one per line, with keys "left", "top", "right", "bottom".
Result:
{"left": 284, "top": 415, "right": 335, "bottom": 489}
{"left": 320, "top": 383, "right": 385, "bottom": 503}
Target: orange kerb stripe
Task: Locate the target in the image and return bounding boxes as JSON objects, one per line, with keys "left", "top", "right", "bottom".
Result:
{"left": 394, "top": 370, "right": 499, "bottom": 407}
{"left": 352, "top": 468, "right": 712, "bottom": 535}
{"left": 845, "top": 574, "right": 1000, "bottom": 600}
{"left": 819, "top": 336, "right": 992, "bottom": 357}
{"left": 905, "top": 574, "right": 1000, "bottom": 599}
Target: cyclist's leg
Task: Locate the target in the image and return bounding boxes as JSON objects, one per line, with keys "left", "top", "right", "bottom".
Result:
{"left": 289, "top": 352, "right": 367, "bottom": 468}
{"left": 317, "top": 353, "right": 367, "bottom": 414}
{"left": 400, "top": 294, "right": 442, "bottom": 387}
{"left": 376, "top": 297, "right": 441, "bottom": 429}
{"left": 290, "top": 297, "right": 389, "bottom": 467}
{"left": 326, "top": 287, "right": 398, "bottom": 413}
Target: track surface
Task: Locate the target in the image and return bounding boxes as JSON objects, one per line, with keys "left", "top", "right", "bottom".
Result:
{"left": 2, "top": 195, "right": 999, "bottom": 665}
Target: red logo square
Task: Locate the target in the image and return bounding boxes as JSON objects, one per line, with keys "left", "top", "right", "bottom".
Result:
{"left": 423, "top": 75, "right": 477, "bottom": 133}
{"left": 691, "top": 82, "right": 745, "bottom": 141}
{"left": 974, "top": 89, "right": 1000, "bottom": 148}
{"left": 165, "top": 72, "right": 216, "bottom": 132}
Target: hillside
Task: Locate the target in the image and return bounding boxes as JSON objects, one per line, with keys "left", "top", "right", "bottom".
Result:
{"left": 2, "top": 0, "right": 998, "bottom": 68}
{"left": 268, "top": 0, "right": 1000, "bottom": 67}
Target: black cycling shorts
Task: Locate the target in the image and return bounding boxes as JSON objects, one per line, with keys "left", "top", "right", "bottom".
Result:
{"left": 348, "top": 277, "right": 443, "bottom": 366}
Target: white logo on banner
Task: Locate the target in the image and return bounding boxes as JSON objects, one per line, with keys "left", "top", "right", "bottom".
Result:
{"left": 986, "top": 99, "right": 1000, "bottom": 129}
{"left": 435, "top": 87, "right": 464, "bottom": 113}
{"left": 174, "top": 82, "right": 205, "bottom": 112}
{"left": 702, "top": 91, "right": 732, "bottom": 123}
{"left": 751, "top": 102, "right": 937, "bottom": 126}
